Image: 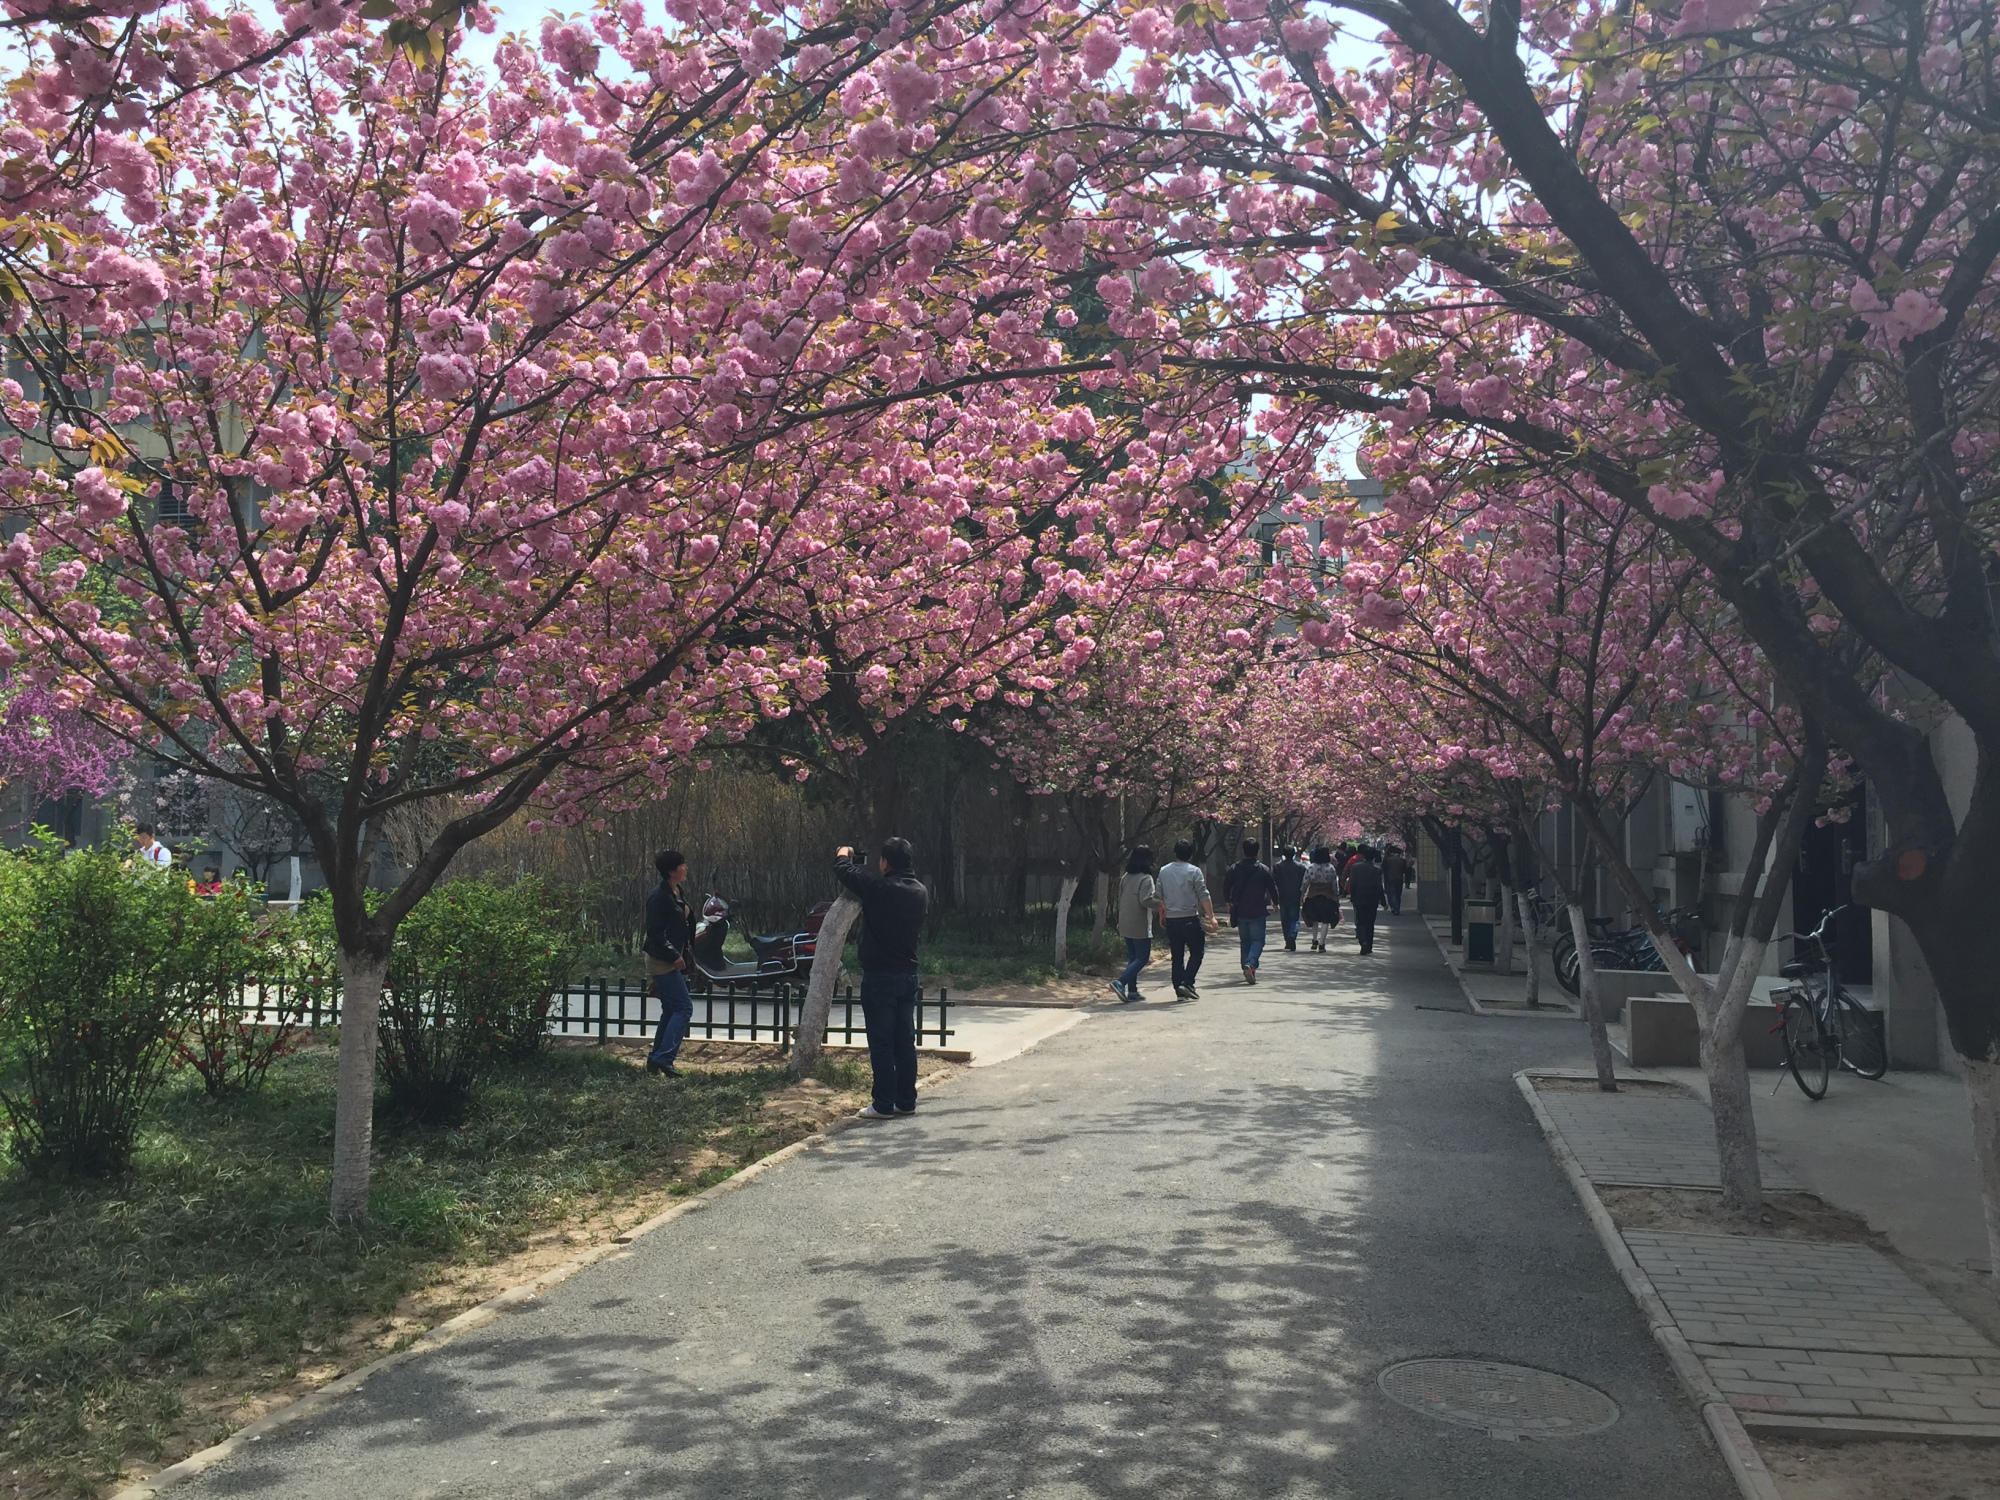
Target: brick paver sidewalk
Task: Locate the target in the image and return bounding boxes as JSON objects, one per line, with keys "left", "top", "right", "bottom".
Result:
{"left": 1528, "top": 1078, "right": 2000, "bottom": 1443}
{"left": 1536, "top": 1091, "right": 1801, "bottom": 1191}
{"left": 1626, "top": 1231, "right": 2000, "bottom": 1438}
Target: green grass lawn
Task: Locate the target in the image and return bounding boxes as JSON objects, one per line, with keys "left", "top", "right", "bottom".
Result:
{"left": 0, "top": 1042, "right": 857, "bottom": 1497}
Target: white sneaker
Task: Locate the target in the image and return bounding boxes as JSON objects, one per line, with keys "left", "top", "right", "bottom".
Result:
{"left": 855, "top": 1105, "right": 894, "bottom": 1120}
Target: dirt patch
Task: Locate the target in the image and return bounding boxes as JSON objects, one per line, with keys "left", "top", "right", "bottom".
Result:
{"left": 929, "top": 973, "right": 1097, "bottom": 1006}
{"left": 1532, "top": 1074, "right": 1696, "bottom": 1097}
{"left": 1599, "top": 1185, "right": 1886, "bottom": 1245}
{"left": 1761, "top": 1437, "right": 2000, "bottom": 1500}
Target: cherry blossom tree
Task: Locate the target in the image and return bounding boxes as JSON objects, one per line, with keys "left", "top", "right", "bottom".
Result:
{"left": 0, "top": 2, "right": 1126, "bottom": 1218}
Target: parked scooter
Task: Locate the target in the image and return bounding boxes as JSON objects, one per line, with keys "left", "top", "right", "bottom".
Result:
{"left": 688, "top": 882, "right": 833, "bottom": 982}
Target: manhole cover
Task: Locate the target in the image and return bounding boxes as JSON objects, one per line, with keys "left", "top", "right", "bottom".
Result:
{"left": 1378, "top": 1359, "right": 1620, "bottom": 1440}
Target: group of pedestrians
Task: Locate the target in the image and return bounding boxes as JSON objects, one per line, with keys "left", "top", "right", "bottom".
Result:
{"left": 1107, "top": 835, "right": 1415, "bottom": 998}
{"left": 641, "top": 831, "right": 1415, "bottom": 1123}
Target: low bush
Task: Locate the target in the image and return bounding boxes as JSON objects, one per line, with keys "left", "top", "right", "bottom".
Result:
{"left": 299, "top": 875, "right": 580, "bottom": 1124}
{"left": 0, "top": 836, "right": 202, "bottom": 1176}
{"left": 170, "top": 883, "right": 305, "bottom": 1097}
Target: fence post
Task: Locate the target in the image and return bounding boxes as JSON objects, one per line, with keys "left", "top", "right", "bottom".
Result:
{"left": 597, "top": 975, "right": 609, "bottom": 1044}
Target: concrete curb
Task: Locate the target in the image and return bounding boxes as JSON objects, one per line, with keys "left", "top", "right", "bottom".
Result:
{"left": 109, "top": 1067, "right": 958, "bottom": 1499}
{"left": 1513, "top": 1070, "right": 1785, "bottom": 1500}
{"left": 1422, "top": 920, "right": 1579, "bottom": 1019}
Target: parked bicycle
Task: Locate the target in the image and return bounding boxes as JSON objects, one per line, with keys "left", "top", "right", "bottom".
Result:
{"left": 1773, "top": 905, "right": 1886, "bottom": 1099}
{"left": 1553, "top": 907, "right": 1700, "bottom": 995}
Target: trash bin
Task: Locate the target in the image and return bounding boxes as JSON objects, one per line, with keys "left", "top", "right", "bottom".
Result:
{"left": 1464, "top": 900, "right": 1498, "bottom": 964}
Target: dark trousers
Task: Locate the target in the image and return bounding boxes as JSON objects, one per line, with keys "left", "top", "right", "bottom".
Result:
{"left": 1385, "top": 882, "right": 1404, "bottom": 915}
{"left": 859, "top": 971, "right": 920, "bottom": 1113}
{"left": 647, "top": 969, "right": 693, "bottom": 1067}
{"left": 1164, "top": 915, "right": 1206, "bottom": 992}
{"left": 1354, "top": 901, "right": 1381, "bottom": 952}
{"left": 1280, "top": 901, "right": 1301, "bottom": 945}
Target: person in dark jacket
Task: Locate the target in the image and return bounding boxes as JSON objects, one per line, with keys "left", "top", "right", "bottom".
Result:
{"left": 1381, "top": 845, "right": 1411, "bottom": 915}
{"left": 1273, "top": 847, "right": 1307, "bottom": 952}
{"left": 1347, "top": 847, "right": 1387, "bottom": 955}
{"left": 644, "top": 849, "right": 696, "bottom": 1076}
{"left": 834, "top": 837, "right": 930, "bottom": 1120}
{"left": 1222, "top": 839, "right": 1280, "bottom": 985}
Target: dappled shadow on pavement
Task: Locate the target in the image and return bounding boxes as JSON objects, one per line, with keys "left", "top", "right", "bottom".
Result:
{"left": 189, "top": 911, "right": 1732, "bottom": 1500}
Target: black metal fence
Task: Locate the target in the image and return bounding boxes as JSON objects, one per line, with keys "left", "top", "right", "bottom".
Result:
{"left": 227, "top": 975, "right": 953, "bottom": 1050}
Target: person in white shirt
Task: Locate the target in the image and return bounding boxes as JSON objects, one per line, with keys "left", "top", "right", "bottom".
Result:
{"left": 133, "top": 823, "right": 173, "bottom": 873}
{"left": 1156, "top": 838, "right": 1219, "bottom": 1001}
{"left": 1111, "top": 844, "right": 1164, "bottom": 1003}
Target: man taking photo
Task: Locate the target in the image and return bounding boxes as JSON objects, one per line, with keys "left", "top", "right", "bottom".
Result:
{"left": 834, "top": 838, "right": 929, "bottom": 1121}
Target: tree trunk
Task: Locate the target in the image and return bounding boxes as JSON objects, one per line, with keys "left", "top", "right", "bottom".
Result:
{"left": 1568, "top": 903, "right": 1618, "bottom": 1092}
{"left": 1700, "top": 935, "right": 1768, "bottom": 1212}
{"left": 1449, "top": 829, "right": 1465, "bottom": 946}
{"left": 328, "top": 947, "right": 386, "bottom": 1223}
{"left": 1089, "top": 868, "right": 1110, "bottom": 956}
{"left": 1965, "top": 1059, "right": 2000, "bottom": 1295}
{"left": 789, "top": 894, "right": 861, "bottom": 1079}
{"left": 1517, "top": 889, "right": 1540, "bottom": 1007}
{"left": 1497, "top": 882, "right": 1516, "bottom": 975}
{"left": 1052, "top": 874, "right": 1080, "bottom": 972}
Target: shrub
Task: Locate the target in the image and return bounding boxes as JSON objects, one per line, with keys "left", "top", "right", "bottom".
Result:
{"left": 170, "top": 883, "right": 305, "bottom": 1097}
{"left": 298, "top": 875, "right": 580, "bottom": 1124}
{"left": 0, "top": 835, "right": 202, "bottom": 1176}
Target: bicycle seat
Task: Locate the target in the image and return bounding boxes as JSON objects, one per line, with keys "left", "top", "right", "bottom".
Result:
{"left": 1779, "top": 957, "right": 1825, "bottom": 979}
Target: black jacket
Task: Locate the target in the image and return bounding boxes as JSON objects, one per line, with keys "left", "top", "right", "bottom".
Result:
{"left": 1273, "top": 858, "right": 1307, "bottom": 903}
{"left": 1224, "top": 859, "right": 1279, "bottom": 920}
{"left": 834, "top": 856, "right": 929, "bottom": 974}
{"left": 1346, "top": 860, "right": 1386, "bottom": 908}
{"left": 644, "top": 879, "right": 694, "bottom": 965}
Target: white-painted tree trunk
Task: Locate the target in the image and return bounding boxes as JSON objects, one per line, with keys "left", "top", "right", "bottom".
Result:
{"left": 1052, "top": 875, "right": 1080, "bottom": 971}
{"left": 1963, "top": 1058, "right": 2000, "bottom": 1299}
{"left": 1517, "top": 890, "right": 1540, "bottom": 1007}
{"left": 1568, "top": 904, "right": 1618, "bottom": 1092}
{"left": 789, "top": 895, "right": 861, "bottom": 1080}
{"left": 1642, "top": 923, "right": 1766, "bottom": 1211}
{"left": 1090, "top": 870, "right": 1111, "bottom": 955}
{"left": 1497, "top": 883, "right": 1516, "bottom": 975}
{"left": 328, "top": 948, "right": 386, "bottom": 1223}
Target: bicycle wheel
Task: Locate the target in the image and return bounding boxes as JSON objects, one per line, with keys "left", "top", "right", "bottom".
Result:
{"left": 1782, "top": 997, "right": 1832, "bottom": 1100}
{"left": 1832, "top": 993, "right": 1888, "bottom": 1079}
{"left": 1554, "top": 935, "right": 1581, "bottom": 994}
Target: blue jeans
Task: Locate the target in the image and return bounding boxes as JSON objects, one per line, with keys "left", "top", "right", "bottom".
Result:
{"left": 1385, "top": 883, "right": 1404, "bottom": 915}
{"left": 1118, "top": 937, "right": 1151, "bottom": 994}
{"left": 647, "top": 969, "right": 693, "bottom": 1067}
{"left": 1238, "top": 917, "right": 1268, "bottom": 971}
{"left": 859, "top": 971, "right": 920, "bottom": 1113}
{"left": 1280, "top": 901, "right": 1301, "bottom": 946}
{"left": 1164, "top": 916, "right": 1206, "bottom": 993}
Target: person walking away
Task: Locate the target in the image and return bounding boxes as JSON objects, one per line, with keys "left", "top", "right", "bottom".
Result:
{"left": 1381, "top": 844, "right": 1410, "bottom": 916}
{"left": 1157, "top": 839, "right": 1217, "bottom": 1001}
{"left": 834, "top": 838, "right": 930, "bottom": 1120}
{"left": 644, "top": 849, "right": 696, "bottom": 1077}
{"left": 1348, "top": 847, "right": 1387, "bottom": 956}
{"left": 1111, "top": 845, "right": 1162, "bottom": 1003}
{"left": 1274, "top": 846, "right": 1307, "bottom": 951}
{"left": 1223, "top": 840, "right": 1280, "bottom": 985}
{"left": 1301, "top": 847, "right": 1341, "bottom": 950}
{"left": 133, "top": 822, "right": 172, "bottom": 873}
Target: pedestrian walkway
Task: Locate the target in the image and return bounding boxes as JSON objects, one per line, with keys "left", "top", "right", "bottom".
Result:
{"left": 1523, "top": 1075, "right": 2000, "bottom": 1447}
{"left": 137, "top": 912, "right": 1734, "bottom": 1500}
{"left": 1535, "top": 1091, "right": 1801, "bottom": 1190}
{"left": 1423, "top": 913, "right": 1579, "bottom": 1017}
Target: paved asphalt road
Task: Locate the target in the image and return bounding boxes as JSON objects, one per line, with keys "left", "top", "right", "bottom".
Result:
{"left": 167, "top": 911, "right": 1736, "bottom": 1499}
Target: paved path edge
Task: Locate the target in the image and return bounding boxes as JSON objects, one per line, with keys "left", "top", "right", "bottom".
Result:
{"left": 1513, "top": 1070, "right": 1784, "bottom": 1500}
{"left": 107, "top": 1069, "right": 958, "bottom": 1500}
{"left": 1421, "top": 919, "right": 1579, "bottom": 1020}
